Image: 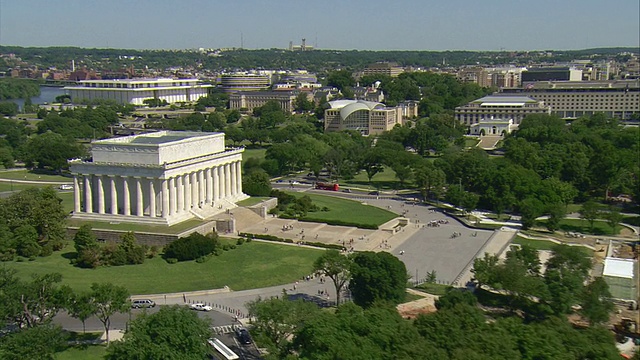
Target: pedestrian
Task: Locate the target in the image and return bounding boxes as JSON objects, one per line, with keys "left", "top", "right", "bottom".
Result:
{"left": 183, "top": 293, "right": 186, "bottom": 302}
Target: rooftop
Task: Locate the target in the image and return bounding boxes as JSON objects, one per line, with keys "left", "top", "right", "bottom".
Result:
{"left": 472, "top": 95, "right": 539, "bottom": 104}
{"left": 94, "top": 131, "right": 220, "bottom": 146}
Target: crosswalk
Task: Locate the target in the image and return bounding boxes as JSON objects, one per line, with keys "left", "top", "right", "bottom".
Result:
{"left": 212, "top": 324, "right": 241, "bottom": 335}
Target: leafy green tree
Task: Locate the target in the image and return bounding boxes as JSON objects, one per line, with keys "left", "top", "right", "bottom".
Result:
{"left": 118, "top": 231, "right": 145, "bottom": 265}
{"left": 248, "top": 295, "right": 320, "bottom": 355}
{"left": 519, "top": 197, "right": 545, "bottom": 230}
{"left": 0, "top": 102, "right": 18, "bottom": 116}
{"left": 471, "top": 253, "right": 499, "bottom": 286}
{"left": 73, "top": 224, "right": 98, "bottom": 253}
{"left": 435, "top": 288, "right": 478, "bottom": 310}
{"left": 89, "top": 282, "right": 130, "bottom": 343}
{"left": 294, "top": 92, "right": 314, "bottom": 112}
{"left": 313, "top": 250, "right": 352, "bottom": 306}
{"left": 579, "top": 200, "right": 601, "bottom": 233}
{"left": 580, "top": 277, "right": 614, "bottom": 325}
{"left": 0, "top": 324, "right": 66, "bottom": 360}
{"left": 13, "top": 224, "right": 40, "bottom": 258}
{"left": 349, "top": 251, "right": 407, "bottom": 308}
{"left": 105, "top": 305, "right": 212, "bottom": 360}
{"left": 546, "top": 202, "right": 566, "bottom": 232}
{"left": 361, "top": 147, "right": 385, "bottom": 183}
{"left": 326, "top": 69, "right": 355, "bottom": 90}
{"left": 68, "top": 292, "right": 97, "bottom": 334}
{"left": 23, "top": 131, "right": 84, "bottom": 172}
{"left": 242, "top": 171, "right": 272, "bottom": 196}
{"left": 0, "top": 147, "right": 15, "bottom": 168}
{"left": 543, "top": 245, "right": 591, "bottom": 315}
{"left": 602, "top": 207, "right": 623, "bottom": 234}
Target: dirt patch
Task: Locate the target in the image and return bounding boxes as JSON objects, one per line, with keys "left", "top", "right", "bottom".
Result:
{"left": 397, "top": 290, "right": 438, "bottom": 319}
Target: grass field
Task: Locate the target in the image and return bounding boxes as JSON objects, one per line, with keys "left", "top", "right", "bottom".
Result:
{"left": 0, "top": 181, "right": 42, "bottom": 192}
{"left": 67, "top": 218, "right": 204, "bottom": 234}
{"left": 415, "top": 283, "right": 452, "bottom": 296}
{"left": 55, "top": 345, "right": 107, "bottom": 360}
{"left": 512, "top": 236, "right": 561, "bottom": 251}
{"left": 341, "top": 166, "right": 404, "bottom": 190}
{"left": 3, "top": 240, "right": 323, "bottom": 294}
{"left": 0, "top": 169, "right": 71, "bottom": 182}
{"left": 242, "top": 148, "right": 267, "bottom": 163}
{"left": 536, "top": 218, "right": 622, "bottom": 236}
{"left": 237, "top": 196, "right": 269, "bottom": 206}
{"left": 286, "top": 191, "right": 397, "bottom": 226}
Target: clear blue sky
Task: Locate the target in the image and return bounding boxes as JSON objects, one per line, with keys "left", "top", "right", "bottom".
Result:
{"left": 1, "top": 0, "right": 638, "bottom": 51}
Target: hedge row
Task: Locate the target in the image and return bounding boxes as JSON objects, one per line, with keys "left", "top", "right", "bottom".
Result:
{"left": 239, "top": 233, "right": 345, "bottom": 250}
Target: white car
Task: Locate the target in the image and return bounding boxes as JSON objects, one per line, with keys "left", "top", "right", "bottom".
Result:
{"left": 190, "top": 303, "right": 212, "bottom": 311}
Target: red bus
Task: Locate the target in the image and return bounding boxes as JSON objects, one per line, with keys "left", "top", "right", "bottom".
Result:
{"left": 315, "top": 182, "right": 339, "bottom": 191}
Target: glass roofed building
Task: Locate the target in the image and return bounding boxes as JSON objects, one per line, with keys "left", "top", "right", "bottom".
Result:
{"left": 324, "top": 100, "right": 402, "bottom": 136}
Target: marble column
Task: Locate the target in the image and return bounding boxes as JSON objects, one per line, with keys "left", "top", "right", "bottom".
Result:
{"left": 110, "top": 177, "right": 117, "bottom": 215}
{"left": 198, "top": 170, "right": 205, "bottom": 207}
{"left": 123, "top": 177, "right": 131, "bottom": 216}
{"left": 84, "top": 175, "right": 93, "bottom": 213}
{"left": 184, "top": 174, "right": 192, "bottom": 210}
{"left": 169, "top": 177, "right": 176, "bottom": 215}
{"left": 97, "top": 176, "right": 105, "bottom": 214}
{"left": 161, "top": 179, "right": 169, "bottom": 218}
{"left": 190, "top": 172, "right": 197, "bottom": 208}
{"left": 73, "top": 175, "right": 80, "bottom": 213}
{"left": 213, "top": 166, "right": 219, "bottom": 202}
{"left": 205, "top": 168, "right": 212, "bottom": 204}
{"left": 177, "top": 175, "right": 184, "bottom": 212}
{"left": 136, "top": 178, "right": 143, "bottom": 216}
{"left": 149, "top": 179, "right": 156, "bottom": 217}
{"left": 236, "top": 160, "right": 243, "bottom": 194}
{"left": 224, "top": 163, "right": 231, "bottom": 198}
{"left": 230, "top": 162, "right": 237, "bottom": 196}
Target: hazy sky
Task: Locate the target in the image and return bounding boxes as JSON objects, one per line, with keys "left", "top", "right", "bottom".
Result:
{"left": 1, "top": 0, "right": 638, "bottom": 51}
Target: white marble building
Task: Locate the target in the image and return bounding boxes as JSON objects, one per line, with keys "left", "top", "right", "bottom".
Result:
{"left": 69, "top": 131, "right": 247, "bottom": 226}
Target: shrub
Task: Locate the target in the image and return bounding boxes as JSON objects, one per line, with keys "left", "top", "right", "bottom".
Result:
{"left": 222, "top": 244, "right": 231, "bottom": 251}
{"left": 166, "top": 258, "right": 178, "bottom": 264}
{"left": 195, "top": 256, "right": 208, "bottom": 263}
{"left": 236, "top": 238, "right": 245, "bottom": 246}
{"left": 163, "top": 232, "right": 220, "bottom": 262}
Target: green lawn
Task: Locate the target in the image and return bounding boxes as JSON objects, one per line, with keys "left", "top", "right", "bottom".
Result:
{"left": 536, "top": 218, "right": 622, "bottom": 236}
{"left": 237, "top": 196, "right": 270, "bottom": 206}
{"left": 242, "top": 148, "right": 267, "bottom": 162}
{"left": 0, "top": 182, "right": 42, "bottom": 192}
{"left": 341, "top": 166, "right": 404, "bottom": 190}
{"left": 0, "top": 169, "right": 72, "bottom": 182}
{"left": 67, "top": 218, "right": 205, "bottom": 235}
{"left": 286, "top": 191, "right": 397, "bottom": 226}
{"left": 415, "top": 283, "right": 452, "bottom": 296}
{"left": 512, "top": 236, "right": 560, "bottom": 251}
{"left": 4, "top": 240, "right": 323, "bottom": 294}
{"left": 55, "top": 345, "right": 107, "bottom": 360}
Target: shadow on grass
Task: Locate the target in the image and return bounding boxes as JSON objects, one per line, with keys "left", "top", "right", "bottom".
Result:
{"left": 61, "top": 251, "right": 77, "bottom": 261}
{"left": 342, "top": 180, "right": 405, "bottom": 190}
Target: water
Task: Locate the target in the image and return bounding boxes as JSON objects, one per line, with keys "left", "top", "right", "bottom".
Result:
{"left": 7, "top": 86, "right": 67, "bottom": 110}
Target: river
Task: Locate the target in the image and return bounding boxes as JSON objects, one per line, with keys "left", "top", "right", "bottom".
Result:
{"left": 8, "top": 86, "right": 67, "bottom": 110}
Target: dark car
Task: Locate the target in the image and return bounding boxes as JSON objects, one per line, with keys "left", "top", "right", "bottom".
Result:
{"left": 235, "top": 327, "right": 252, "bottom": 345}
{"left": 368, "top": 191, "right": 380, "bottom": 195}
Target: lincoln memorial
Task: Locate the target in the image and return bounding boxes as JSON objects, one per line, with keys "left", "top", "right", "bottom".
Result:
{"left": 69, "top": 131, "right": 247, "bottom": 226}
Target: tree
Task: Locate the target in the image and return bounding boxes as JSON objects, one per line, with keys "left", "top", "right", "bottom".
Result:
{"left": 519, "top": 197, "right": 545, "bottom": 230}
{"left": 242, "top": 171, "right": 272, "bottom": 196}
{"left": 23, "top": 131, "right": 84, "bottom": 172}
{"left": 105, "top": 305, "right": 212, "bottom": 360}
{"left": 579, "top": 200, "right": 601, "bottom": 233}
{"left": 294, "top": 92, "right": 314, "bottom": 112}
{"left": 313, "top": 250, "right": 352, "bottom": 306}
{"left": 68, "top": 292, "right": 97, "bottom": 334}
{"left": 349, "top": 251, "right": 407, "bottom": 308}
{"left": 602, "top": 207, "right": 623, "bottom": 234}
{"left": 89, "top": 282, "right": 130, "bottom": 343}
{"left": 543, "top": 245, "right": 591, "bottom": 315}
{"left": 247, "top": 295, "right": 320, "bottom": 355}
{"left": 0, "top": 147, "right": 14, "bottom": 168}
{"left": 545, "top": 202, "right": 566, "bottom": 232}
{"left": 73, "top": 224, "right": 98, "bottom": 253}
{"left": 581, "top": 277, "right": 614, "bottom": 325}
{"left": 0, "top": 324, "right": 66, "bottom": 360}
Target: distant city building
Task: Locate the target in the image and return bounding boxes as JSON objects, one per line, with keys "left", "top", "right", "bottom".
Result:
{"left": 219, "top": 74, "right": 271, "bottom": 93}
{"left": 64, "top": 78, "right": 212, "bottom": 105}
{"left": 288, "top": 38, "right": 314, "bottom": 51}
{"left": 229, "top": 90, "right": 301, "bottom": 113}
{"left": 455, "top": 95, "right": 551, "bottom": 126}
{"left": 69, "top": 131, "right": 246, "bottom": 226}
{"left": 501, "top": 80, "right": 639, "bottom": 119}
{"left": 521, "top": 67, "right": 583, "bottom": 82}
{"left": 353, "top": 85, "right": 385, "bottom": 102}
{"left": 324, "top": 100, "right": 402, "bottom": 136}
{"left": 362, "top": 62, "right": 404, "bottom": 77}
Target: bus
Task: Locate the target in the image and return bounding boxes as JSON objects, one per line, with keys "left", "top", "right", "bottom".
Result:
{"left": 315, "top": 182, "right": 339, "bottom": 191}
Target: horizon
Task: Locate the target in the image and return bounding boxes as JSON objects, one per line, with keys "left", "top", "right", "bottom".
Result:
{"left": 1, "top": 0, "right": 638, "bottom": 52}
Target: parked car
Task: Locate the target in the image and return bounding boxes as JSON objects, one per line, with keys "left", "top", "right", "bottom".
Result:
{"left": 190, "top": 303, "right": 213, "bottom": 311}
{"left": 59, "top": 184, "right": 73, "bottom": 190}
{"left": 131, "top": 299, "right": 155, "bottom": 308}
{"left": 368, "top": 191, "right": 380, "bottom": 195}
{"left": 342, "top": 188, "right": 352, "bottom": 193}
{"left": 235, "top": 327, "right": 252, "bottom": 345}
